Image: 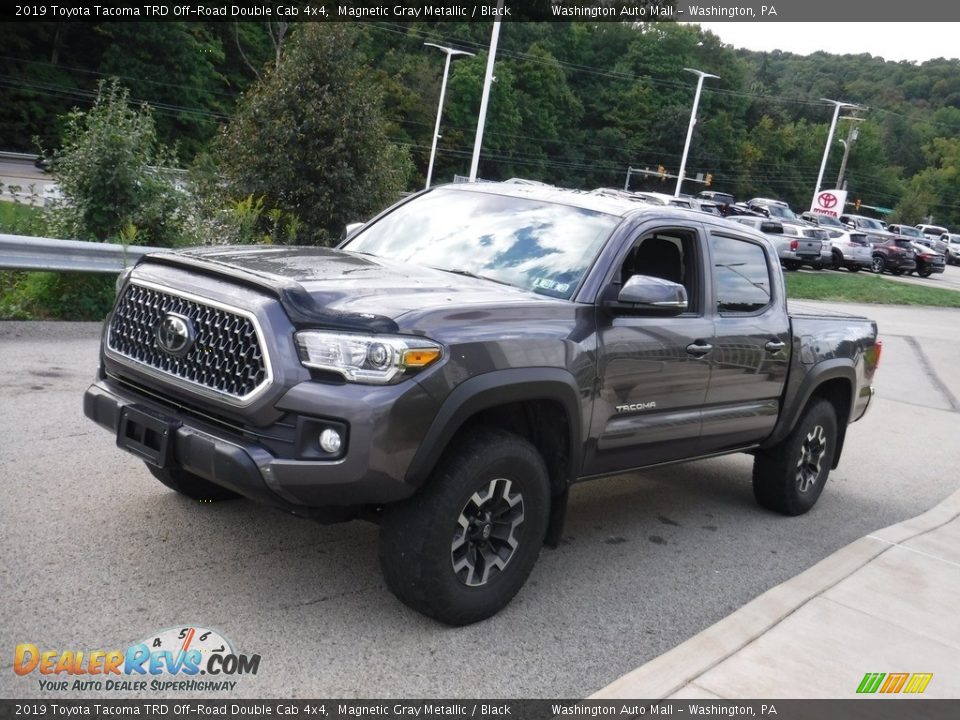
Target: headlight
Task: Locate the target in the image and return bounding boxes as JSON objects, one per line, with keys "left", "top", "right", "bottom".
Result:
{"left": 295, "top": 331, "right": 442, "bottom": 384}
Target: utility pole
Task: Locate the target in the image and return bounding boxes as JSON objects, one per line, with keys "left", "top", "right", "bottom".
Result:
{"left": 835, "top": 117, "right": 864, "bottom": 190}
{"left": 469, "top": 0, "right": 504, "bottom": 182}
{"left": 423, "top": 43, "right": 474, "bottom": 189}
{"left": 675, "top": 68, "right": 718, "bottom": 198}
{"left": 814, "top": 99, "right": 857, "bottom": 200}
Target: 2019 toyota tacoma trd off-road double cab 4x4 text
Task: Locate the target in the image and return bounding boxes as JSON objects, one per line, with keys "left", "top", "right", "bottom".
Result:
{"left": 84, "top": 184, "right": 881, "bottom": 625}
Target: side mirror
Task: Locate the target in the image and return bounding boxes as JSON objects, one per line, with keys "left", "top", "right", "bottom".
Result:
{"left": 612, "top": 274, "right": 688, "bottom": 314}
{"left": 342, "top": 222, "right": 364, "bottom": 241}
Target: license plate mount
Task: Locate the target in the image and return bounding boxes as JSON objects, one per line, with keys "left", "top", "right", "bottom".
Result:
{"left": 117, "top": 405, "right": 180, "bottom": 467}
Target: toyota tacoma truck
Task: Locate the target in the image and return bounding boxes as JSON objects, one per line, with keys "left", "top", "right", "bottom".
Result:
{"left": 84, "top": 183, "right": 881, "bottom": 625}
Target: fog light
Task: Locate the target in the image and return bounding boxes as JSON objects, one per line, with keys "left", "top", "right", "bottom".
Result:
{"left": 319, "top": 428, "right": 342, "bottom": 454}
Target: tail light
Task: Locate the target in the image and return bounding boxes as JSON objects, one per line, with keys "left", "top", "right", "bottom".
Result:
{"left": 789, "top": 239, "right": 798, "bottom": 250}
{"left": 869, "top": 340, "right": 882, "bottom": 369}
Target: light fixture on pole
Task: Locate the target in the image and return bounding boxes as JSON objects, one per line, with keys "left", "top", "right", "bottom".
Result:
{"left": 424, "top": 43, "right": 475, "bottom": 189}
{"left": 675, "top": 68, "right": 719, "bottom": 198}
{"left": 469, "top": 0, "right": 504, "bottom": 182}
{"left": 813, "top": 99, "right": 858, "bottom": 199}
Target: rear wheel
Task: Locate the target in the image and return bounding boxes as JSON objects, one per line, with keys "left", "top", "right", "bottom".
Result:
{"left": 146, "top": 464, "right": 240, "bottom": 501}
{"left": 831, "top": 251, "right": 844, "bottom": 271}
{"left": 849, "top": 265, "right": 861, "bottom": 273}
{"left": 871, "top": 255, "right": 885, "bottom": 273}
{"left": 379, "top": 427, "right": 550, "bottom": 625}
{"left": 784, "top": 261, "right": 801, "bottom": 271}
{"left": 752, "top": 399, "right": 838, "bottom": 516}
{"left": 918, "top": 267, "right": 932, "bottom": 278}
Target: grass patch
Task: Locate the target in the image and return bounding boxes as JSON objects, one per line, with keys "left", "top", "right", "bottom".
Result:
{"left": 0, "top": 201, "right": 46, "bottom": 235}
{"left": 785, "top": 271, "right": 960, "bottom": 308}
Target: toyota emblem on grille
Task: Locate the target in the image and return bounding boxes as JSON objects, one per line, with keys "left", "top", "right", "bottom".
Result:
{"left": 156, "top": 313, "right": 195, "bottom": 356}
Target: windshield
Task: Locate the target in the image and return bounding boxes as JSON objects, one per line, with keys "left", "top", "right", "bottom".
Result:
{"left": 344, "top": 189, "right": 621, "bottom": 300}
{"left": 855, "top": 217, "right": 885, "bottom": 231}
{"left": 766, "top": 205, "right": 798, "bottom": 220}
{"left": 898, "top": 226, "right": 924, "bottom": 238}
{"left": 815, "top": 215, "right": 844, "bottom": 228}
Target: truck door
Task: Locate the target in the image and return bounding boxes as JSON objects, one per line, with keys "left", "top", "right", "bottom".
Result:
{"left": 584, "top": 224, "right": 714, "bottom": 475}
{"left": 699, "top": 230, "right": 790, "bottom": 453}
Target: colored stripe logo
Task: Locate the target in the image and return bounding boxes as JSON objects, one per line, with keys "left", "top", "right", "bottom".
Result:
{"left": 857, "top": 672, "right": 933, "bottom": 694}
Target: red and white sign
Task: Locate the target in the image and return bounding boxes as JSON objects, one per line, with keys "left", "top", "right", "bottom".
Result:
{"left": 810, "top": 189, "right": 847, "bottom": 219}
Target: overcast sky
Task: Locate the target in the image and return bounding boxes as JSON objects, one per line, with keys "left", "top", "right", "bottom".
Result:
{"left": 688, "top": 23, "right": 960, "bottom": 63}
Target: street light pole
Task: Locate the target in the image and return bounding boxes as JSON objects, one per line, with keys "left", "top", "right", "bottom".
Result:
{"left": 814, "top": 99, "right": 857, "bottom": 199}
{"left": 424, "top": 43, "right": 474, "bottom": 190}
{"left": 675, "top": 68, "right": 718, "bottom": 198}
{"left": 469, "top": 0, "right": 504, "bottom": 182}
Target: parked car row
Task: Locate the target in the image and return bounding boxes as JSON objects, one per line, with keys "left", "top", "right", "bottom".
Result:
{"left": 591, "top": 185, "right": 956, "bottom": 278}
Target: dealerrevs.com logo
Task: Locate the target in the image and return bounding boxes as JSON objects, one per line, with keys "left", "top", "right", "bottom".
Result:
{"left": 14, "top": 626, "right": 260, "bottom": 693}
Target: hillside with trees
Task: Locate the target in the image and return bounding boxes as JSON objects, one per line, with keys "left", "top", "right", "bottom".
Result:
{"left": 3, "top": 20, "right": 960, "bottom": 233}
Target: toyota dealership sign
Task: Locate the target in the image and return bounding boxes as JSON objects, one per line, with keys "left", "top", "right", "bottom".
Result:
{"left": 810, "top": 189, "right": 847, "bottom": 219}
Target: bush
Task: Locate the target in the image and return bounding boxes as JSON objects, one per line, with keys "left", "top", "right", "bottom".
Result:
{"left": 45, "top": 79, "right": 187, "bottom": 248}
{"left": 212, "top": 24, "right": 412, "bottom": 246}
{"left": 0, "top": 271, "right": 115, "bottom": 321}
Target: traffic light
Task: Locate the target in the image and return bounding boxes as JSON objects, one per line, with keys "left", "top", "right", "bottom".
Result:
{"left": 705, "top": 173, "right": 713, "bottom": 187}
{"left": 657, "top": 165, "right": 666, "bottom": 179}
{"left": 855, "top": 198, "right": 861, "bottom": 211}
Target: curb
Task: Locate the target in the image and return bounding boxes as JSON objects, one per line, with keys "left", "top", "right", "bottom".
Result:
{"left": 590, "top": 487, "right": 960, "bottom": 700}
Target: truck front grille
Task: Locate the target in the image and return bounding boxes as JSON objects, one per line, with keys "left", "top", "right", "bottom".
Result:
{"left": 107, "top": 282, "right": 269, "bottom": 403}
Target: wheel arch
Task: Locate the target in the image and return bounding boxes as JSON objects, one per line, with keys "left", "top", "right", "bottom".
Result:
{"left": 405, "top": 368, "right": 583, "bottom": 493}
{"left": 763, "top": 360, "right": 856, "bottom": 469}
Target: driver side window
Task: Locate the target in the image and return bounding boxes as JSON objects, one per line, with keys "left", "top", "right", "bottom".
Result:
{"left": 619, "top": 230, "right": 698, "bottom": 312}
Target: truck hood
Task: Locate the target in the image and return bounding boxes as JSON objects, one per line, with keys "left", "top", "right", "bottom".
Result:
{"left": 139, "top": 245, "right": 552, "bottom": 332}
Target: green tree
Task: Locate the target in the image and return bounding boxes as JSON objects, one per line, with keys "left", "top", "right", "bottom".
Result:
{"left": 48, "top": 78, "right": 186, "bottom": 247}
{"left": 213, "top": 23, "right": 412, "bottom": 245}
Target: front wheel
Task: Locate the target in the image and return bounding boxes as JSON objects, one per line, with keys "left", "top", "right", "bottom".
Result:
{"left": 918, "top": 268, "right": 932, "bottom": 278}
{"left": 848, "top": 265, "right": 861, "bottom": 273}
{"left": 752, "top": 399, "right": 838, "bottom": 516}
{"left": 379, "top": 427, "right": 551, "bottom": 625}
{"left": 871, "top": 255, "right": 885, "bottom": 273}
{"left": 783, "top": 261, "right": 801, "bottom": 271}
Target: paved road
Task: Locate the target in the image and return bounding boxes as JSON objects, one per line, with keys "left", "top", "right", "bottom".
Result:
{"left": 0, "top": 158, "right": 53, "bottom": 205}
{"left": 1, "top": 305, "right": 958, "bottom": 699}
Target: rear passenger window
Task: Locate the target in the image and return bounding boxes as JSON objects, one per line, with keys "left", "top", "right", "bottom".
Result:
{"left": 711, "top": 235, "right": 772, "bottom": 314}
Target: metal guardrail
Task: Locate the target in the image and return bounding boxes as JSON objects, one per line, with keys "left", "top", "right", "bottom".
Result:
{"left": 0, "top": 234, "right": 163, "bottom": 273}
{"left": 0, "top": 151, "right": 40, "bottom": 162}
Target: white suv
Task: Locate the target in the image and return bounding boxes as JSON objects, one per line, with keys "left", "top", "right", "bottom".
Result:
{"left": 939, "top": 233, "right": 960, "bottom": 264}
{"left": 916, "top": 224, "right": 949, "bottom": 243}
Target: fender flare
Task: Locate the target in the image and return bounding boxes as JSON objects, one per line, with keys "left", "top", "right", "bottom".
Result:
{"left": 404, "top": 368, "right": 584, "bottom": 490}
{"left": 762, "top": 359, "right": 857, "bottom": 451}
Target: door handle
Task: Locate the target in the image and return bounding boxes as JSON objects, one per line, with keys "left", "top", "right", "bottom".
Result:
{"left": 765, "top": 339, "right": 786, "bottom": 354}
{"left": 686, "top": 341, "right": 713, "bottom": 357}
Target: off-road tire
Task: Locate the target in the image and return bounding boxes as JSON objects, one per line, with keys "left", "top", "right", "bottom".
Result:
{"left": 146, "top": 464, "right": 241, "bottom": 501}
{"left": 379, "top": 427, "right": 550, "bottom": 626}
{"left": 752, "top": 399, "right": 838, "bottom": 516}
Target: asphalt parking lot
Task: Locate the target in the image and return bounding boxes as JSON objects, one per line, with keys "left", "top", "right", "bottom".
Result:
{"left": 1, "top": 302, "right": 958, "bottom": 699}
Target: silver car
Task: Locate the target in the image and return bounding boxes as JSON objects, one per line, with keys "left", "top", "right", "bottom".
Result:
{"left": 829, "top": 231, "right": 873, "bottom": 272}
{"left": 729, "top": 217, "right": 825, "bottom": 270}
{"left": 937, "top": 233, "right": 960, "bottom": 264}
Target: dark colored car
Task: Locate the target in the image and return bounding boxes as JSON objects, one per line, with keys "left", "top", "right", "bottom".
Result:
{"left": 84, "top": 184, "right": 880, "bottom": 625}
{"left": 869, "top": 237, "right": 917, "bottom": 275}
{"left": 908, "top": 242, "right": 946, "bottom": 278}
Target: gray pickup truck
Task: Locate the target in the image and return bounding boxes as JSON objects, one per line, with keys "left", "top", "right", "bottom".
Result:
{"left": 84, "top": 184, "right": 881, "bottom": 625}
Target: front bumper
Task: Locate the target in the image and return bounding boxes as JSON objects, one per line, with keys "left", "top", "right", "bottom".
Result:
{"left": 84, "top": 377, "right": 436, "bottom": 514}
